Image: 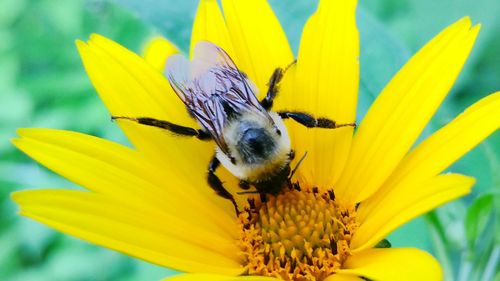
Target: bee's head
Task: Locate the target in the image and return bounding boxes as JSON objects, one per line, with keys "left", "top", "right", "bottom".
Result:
{"left": 254, "top": 162, "right": 291, "bottom": 195}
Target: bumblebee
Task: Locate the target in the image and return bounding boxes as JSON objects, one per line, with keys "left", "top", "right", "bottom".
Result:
{"left": 113, "top": 42, "right": 355, "bottom": 214}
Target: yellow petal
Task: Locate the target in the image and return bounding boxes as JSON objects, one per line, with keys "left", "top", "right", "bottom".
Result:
{"left": 13, "top": 128, "right": 236, "bottom": 238}
{"left": 291, "top": 0, "right": 359, "bottom": 188}
{"left": 324, "top": 274, "right": 364, "bottom": 281}
{"left": 13, "top": 190, "right": 243, "bottom": 275}
{"left": 190, "top": 0, "right": 236, "bottom": 60}
{"left": 165, "top": 273, "right": 278, "bottom": 281}
{"left": 335, "top": 17, "right": 480, "bottom": 205}
{"left": 77, "top": 36, "right": 231, "bottom": 212}
{"left": 352, "top": 174, "right": 475, "bottom": 251}
{"left": 82, "top": 34, "right": 191, "bottom": 125}
{"left": 341, "top": 248, "right": 442, "bottom": 281}
{"left": 359, "top": 91, "right": 500, "bottom": 222}
{"left": 143, "top": 36, "right": 179, "bottom": 71}
{"left": 221, "top": 0, "right": 293, "bottom": 96}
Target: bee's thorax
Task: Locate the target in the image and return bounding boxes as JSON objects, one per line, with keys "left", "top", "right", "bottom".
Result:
{"left": 216, "top": 111, "right": 291, "bottom": 185}
{"left": 236, "top": 125, "right": 277, "bottom": 164}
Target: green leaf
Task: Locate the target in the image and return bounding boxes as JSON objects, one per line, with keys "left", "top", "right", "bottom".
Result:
{"left": 465, "top": 193, "right": 495, "bottom": 251}
{"left": 116, "top": 0, "right": 197, "bottom": 52}
{"left": 0, "top": 0, "right": 26, "bottom": 27}
{"left": 425, "top": 212, "right": 454, "bottom": 281}
{"left": 374, "top": 239, "right": 392, "bottom": 248}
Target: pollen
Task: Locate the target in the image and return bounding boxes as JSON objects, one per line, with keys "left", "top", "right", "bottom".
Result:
{"left": 238, "top": 186, "right": 358, "bottom": 281}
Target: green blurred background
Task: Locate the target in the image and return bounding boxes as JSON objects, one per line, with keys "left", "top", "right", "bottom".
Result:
{"left": 0, "top": 0, "right": 498, "bottom": 280}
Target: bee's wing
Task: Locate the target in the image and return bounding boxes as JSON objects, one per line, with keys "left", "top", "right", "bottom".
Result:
{"left": 167, "top": 41, "right": 263, "bottom": 107}
{"left": 165, "top": 41, "right": 267, "bottom": 155}
{"left": 191, "top": 42, "right": 262, "bottom": 106}
{"left": 164, "top": 54, "right": 193, "bottom": 104}
{"left": 165, "top": 54, "right": 228, "bottom": 152}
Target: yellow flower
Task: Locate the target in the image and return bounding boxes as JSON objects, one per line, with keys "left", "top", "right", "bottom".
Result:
{"left": 12, "top": 0, "right": 499, "bottom": 280}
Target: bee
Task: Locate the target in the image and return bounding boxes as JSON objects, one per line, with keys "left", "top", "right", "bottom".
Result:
{"left": 113, "top": 42, "right": 356, "bottom": 214}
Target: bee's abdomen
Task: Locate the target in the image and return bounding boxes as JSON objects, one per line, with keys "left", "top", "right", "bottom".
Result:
{"left": 237, "top": 127, "right": 276, "bottom": 164}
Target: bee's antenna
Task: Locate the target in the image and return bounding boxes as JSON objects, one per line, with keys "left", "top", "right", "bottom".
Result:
{"left": 284, "top": 59, "right": 297, "bottom": 72}
{"left": 289, "top": 151, "right": 308, "bottom": 180}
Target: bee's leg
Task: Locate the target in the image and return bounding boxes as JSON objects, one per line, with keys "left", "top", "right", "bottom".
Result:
{"left": 112, "top": 116, "right": 211, "bottom": 140}
{"left": 278, "top": 111, "right": 357, "bottom": 129}
{"left": 260, "top": 68, "right": 283, "bottom": 110}
{"left": 260, "top": 60, "right": 297, "bottom": 110}
{"left": 207, "top": 156, "right": 240, "bottom": 215}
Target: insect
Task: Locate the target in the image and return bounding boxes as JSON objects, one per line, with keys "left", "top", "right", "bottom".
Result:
{"left": 113, "top": 42, "right": 356, "bottom": 215}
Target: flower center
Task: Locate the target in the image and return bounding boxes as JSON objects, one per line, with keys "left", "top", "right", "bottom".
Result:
{"left": 238, "top": 185, "right": 358, "bottom": 281}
